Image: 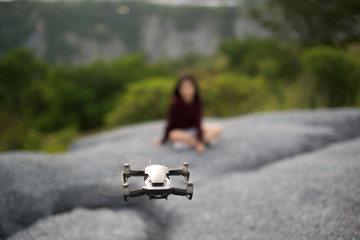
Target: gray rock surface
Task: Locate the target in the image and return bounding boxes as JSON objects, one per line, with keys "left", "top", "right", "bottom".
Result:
{"left": 10, "top": 208, "right": 148, "bottom": 240}
{"left": 160, "top": 137, "right": 360, "bottom": 240}
{"left": 1, "top": 108, "right": 360, "bottom": 239}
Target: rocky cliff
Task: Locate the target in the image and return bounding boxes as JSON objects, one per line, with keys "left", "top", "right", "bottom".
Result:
{"left": 1, "top": 108, "right": 360, "bottom": 239}
{"left": 0, "top": 1, "right": 269, "bottom": 64}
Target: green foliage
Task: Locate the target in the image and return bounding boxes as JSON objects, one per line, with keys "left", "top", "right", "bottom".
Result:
{"left": 11, "top": 52, "right": 170, "bottom": 132}
{"left": 346, "top": 44, "right": 360, "bottom": 106}
{"left": 2, "top": 0, "right": 359, "bottom": 154}
{"left": 21, "top": 74, "right": 92, "bottom": 131}
{"left": 105, "top": 73, "right": 276, "bottom": 128}
{"left": 40, "top": 126, "right": 79, "bottom": 153}
{"left": 0, "top": 49, "right": 172, "bottom": 152}
{"left": 219, "top": 38, "right": 299, "bottom": 80}
{"left": 0, "top": 48, "right": 47, "bottom": 114}
{"left": 1, "top": 38, "right": 360, "bottom": 153}
{"left": 105, "top": 78, "right": 174, "bottom": 127}
{"left": 252, "top": 0, "right": 360, "bottom": 46}
{"left": 21, "top": 128, "right": 42, "bottom": 151}
{"left": 0, "top": 114, "right": 24, "bottom": 151}
{"left": 202, "top": 74, "right": 272, "bottom": 116}
{"left": 300, "top": 46, "right": 357, "bottom": 107}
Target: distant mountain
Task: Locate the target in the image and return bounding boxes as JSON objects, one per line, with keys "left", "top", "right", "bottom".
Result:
{"left": 0, "top": 0, "right": 269, "bottom": 64}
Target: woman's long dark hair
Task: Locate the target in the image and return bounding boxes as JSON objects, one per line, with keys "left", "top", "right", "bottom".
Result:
{"left": 173, "top": 74, "right": 200, "bottom": 101}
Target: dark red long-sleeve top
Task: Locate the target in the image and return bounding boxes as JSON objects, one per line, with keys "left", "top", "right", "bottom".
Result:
{"left": 162, "top": 96, "right": 203, "bottom": 143}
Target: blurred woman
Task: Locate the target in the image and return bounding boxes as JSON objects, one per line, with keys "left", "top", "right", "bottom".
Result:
{"left": 154, "top": 74, "right": 222, "bottom": 154}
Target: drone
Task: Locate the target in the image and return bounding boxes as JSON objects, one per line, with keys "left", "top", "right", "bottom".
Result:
{"left": 122, "top": 162, "right": 193, "bottom": 201}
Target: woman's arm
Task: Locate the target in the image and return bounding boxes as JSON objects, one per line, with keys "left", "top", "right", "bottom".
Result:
{"left": 162, "top": 99, "right": 178, "bottom": 144}
{"left": 195, "top": 100, "right": 203, "bottom": 143}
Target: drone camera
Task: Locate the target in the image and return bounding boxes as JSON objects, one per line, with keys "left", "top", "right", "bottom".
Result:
{"left": 152, "top": 182, "right": 164, "bottom": 186}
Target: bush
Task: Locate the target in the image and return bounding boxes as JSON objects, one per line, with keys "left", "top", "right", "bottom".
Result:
{"left": 45, "top": 53, "right": 164, "bottom": 130}
{"left": 105, "top": 74, "right": 280, "bottom": 127}
{"left": 40, "top": 126, "right": 79, "bottom": 153}
{"left": 300, "top": 46, "right": 358, "bottom": 107}
{"left": 345, "top": 44, "right": 360, "bottom": 107}
{"left": 0, "top": 114, "right": 24, "bottom": 151}
{"left": 1, "top": 42, "right": 359, "bottom": 153}
{"left": 0, "top": 113, "right": 78, "bottom": 152}
{"left": 201, "top": 74, "right": 273, "bottom": 116}
{"left": 0, "top": 48, "right": 175, "bottom": 152}
{"left": 0, "top": 48, "right": 47, "bottom": 115}
{"left": 105, "top": 78, "right": 174, "bottom": 127}
{"left": 219, "top": 38, "right": 299, "bottom": 80}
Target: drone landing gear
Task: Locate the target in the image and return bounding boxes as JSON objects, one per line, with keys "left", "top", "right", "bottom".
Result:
{"left": 173, "top": 182, "right": 193, "bottom": 200}
{"left": 122, "top": 182, "right": 193, "bottom": 201}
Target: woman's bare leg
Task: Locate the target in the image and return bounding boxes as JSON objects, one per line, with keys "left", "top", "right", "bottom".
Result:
{"left": 169, "top": 129, "right": 198, "bottom": 147}
{"left": 202, "top": 124, "right": 222, "bottom": 143}
{"left": 168, "top": 125, "right": 222, "bottom": 148}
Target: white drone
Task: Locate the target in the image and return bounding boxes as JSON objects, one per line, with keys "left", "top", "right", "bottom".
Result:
{"left": 100, "top": 156, "right": 194, "bottom": 201}
{"left": 122, "top": 162, "right": 193, "bottom": 201}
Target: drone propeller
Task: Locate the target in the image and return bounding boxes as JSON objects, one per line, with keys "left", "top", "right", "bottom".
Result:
{"left": 127, "top": 155, "right": 151, "bottom": 169}
{"left": 156, "top": 154, "right": 199, "bottom": 187}
{"left": 100, "top": 155, "right": 151, "bottom": 196}
{"left": 102, "top": 155, "right": 151, "bottom": 175}
{"left": 158, "top": 154, "right": 201, "bottom": 168}
{"left": 99, "top": 176, "right": 123, "bottom": 196}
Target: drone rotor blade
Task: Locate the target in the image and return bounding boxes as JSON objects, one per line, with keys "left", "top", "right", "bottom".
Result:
{"left": 99, "top": 176, "right": 124, "bottom": 196}
{"left": 102, "top": 155, "right": 151, "bottom": 175}
{"left": 127, "top": 155, "right": 151, "bottom": 169}
{"left": 102, "top": 162, "right": 123, "bottom": 175}
{"left": 159, "top": 154, "right": 201, "bottom": 168}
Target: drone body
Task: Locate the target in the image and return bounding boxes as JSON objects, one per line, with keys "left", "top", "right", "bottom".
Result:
{"left": 122, "top": 162, "right": 193, "bottom": 201}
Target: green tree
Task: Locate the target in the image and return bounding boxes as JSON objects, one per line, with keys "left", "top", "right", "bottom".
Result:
{"left": 252, "top": 0, "right": 360, "bottom": 45}
{"left": 300, "top": 46, "right": 357, "bottom": 107}
{"left": 219, "top": 38, "right": 298, "bottom": 80}
{"left": 202, "top": 73, "right": 272, "bottom": 116}
{"left": 105, "top": 77, "right": 174, "bottom": 127}
{"left": 0, "top": 48, "right": 47, "bottom": 115}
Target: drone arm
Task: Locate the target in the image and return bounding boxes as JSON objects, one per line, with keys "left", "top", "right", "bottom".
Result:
{"left": 172, "top": 187, "right": 187, "bottom": 196}
{"left": 123, "top": 170, "right": 145, "bottom": 183}
{"left": 169, "top": 169, "right": 190, "bottom": 181}
{"left": 172, "top": 185, "right": 193, "bottom": 200}
{"left": 168, "top": 169, "right": 183, "bottom": 175}
{"left": 123, "top": 163, "right": 146, "bottom": 183}
{"left": 129, "top": 188, "right": 145, "bottom": 197}
{"left": 169, "top": 163, "right": 190, "bottom": 180}
{"left": 123, "top": 186, "right": 145, "bottom": 201}
{"left": 128, "top": 169, "right": 145, "bottom": 176}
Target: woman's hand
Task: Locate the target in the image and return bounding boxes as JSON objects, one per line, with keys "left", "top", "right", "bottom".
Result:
{"left": 196, "top": 142, "right": 206, "bottom": 154}
{"left": 151, "top": 139, "right": 162, "bottom": 146}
